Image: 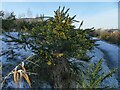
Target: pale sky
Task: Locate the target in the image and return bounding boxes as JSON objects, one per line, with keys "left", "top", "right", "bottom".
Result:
{"left": 1, "top": 2, "right": 119, "bottom": 29}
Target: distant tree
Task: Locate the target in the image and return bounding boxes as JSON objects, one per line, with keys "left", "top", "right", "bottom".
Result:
{"left": 18, "top": 13, "right": 25, "bottom": 18}
{"left": 0, "top": 11, "right": 4, "bottom": 18}
{"left": 36, "top": 14, "right": 39, "bottom": 18}
{"left": 2, "top": 11, "right": 16, "bottom": 31}
{"left": 27, "top": 8, "right": 33, "bottom": 18}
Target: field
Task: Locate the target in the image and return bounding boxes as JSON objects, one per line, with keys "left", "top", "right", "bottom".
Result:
{"left": 0, "top": 6, "right": 119, "bottom": 89}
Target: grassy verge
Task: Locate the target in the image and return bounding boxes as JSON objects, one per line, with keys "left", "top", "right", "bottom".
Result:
{"left": 94, "top": 29, "right": 120, "bottom": 46}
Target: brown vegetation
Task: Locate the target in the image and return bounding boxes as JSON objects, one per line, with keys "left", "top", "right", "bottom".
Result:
{"left": 94, "top": 29, "right": 120, "bottom": 45}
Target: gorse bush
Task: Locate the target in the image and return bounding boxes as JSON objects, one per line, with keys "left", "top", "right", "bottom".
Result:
{"left": 1, "top": 7, "right": 117, "bottom": 88}
{"left": 3, "top": 6, "right": 95, "bottom": 62}
{"left": 2, "top": 7, "right": 95, "bottom": 88}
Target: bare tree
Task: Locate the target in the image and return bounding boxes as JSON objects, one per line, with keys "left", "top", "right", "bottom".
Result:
{"left": 27, "top": 8, "right": 32, "bottom": 18}
{"left": 36, "top": 14, "right": 39, "bottom": 18}
{"left": 18, "top": 13, "right": 25, "bottom": 18}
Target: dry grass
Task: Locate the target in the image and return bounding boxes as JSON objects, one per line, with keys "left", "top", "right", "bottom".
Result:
{"left": 1, "top": 55, "right": 36, "bottom": 88}
{"left": 13, "top": 62, "right": 31, "bottom": 88}
{"left": 94, "top": 29, "right": 120, "bottom": 45}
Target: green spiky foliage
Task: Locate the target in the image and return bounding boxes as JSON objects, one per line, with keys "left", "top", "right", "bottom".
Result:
{"left": 4, "top": 7, "right": 95, "bottom": 61}
{"left": 77, "top": 59, "right": 117, "bottom": 88}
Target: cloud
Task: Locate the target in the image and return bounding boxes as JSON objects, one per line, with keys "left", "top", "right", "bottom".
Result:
{"left": 75, "top": 9, "right": 118, "bottom": 29}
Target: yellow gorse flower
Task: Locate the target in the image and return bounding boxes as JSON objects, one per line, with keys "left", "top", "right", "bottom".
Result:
{"left": 58, "top": 53, "right": 64, "bottom": 57}
{"left": 53, "top": 53, "right": 64, "bottom": 58}
{"left": 47, "top": 61, "right": 52, "bottom": 65}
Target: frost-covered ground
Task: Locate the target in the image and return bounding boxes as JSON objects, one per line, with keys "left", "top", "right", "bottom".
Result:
{"left": 1, "top": 32, "right": 33, "bottom": 76}
{"left": 89, "top": 37, "right": 119, "bottom": 88}
{"left": 0, "top": 32, "right": 33, "bottom": 88}
{"left": 96, "top": 40, "right": 119, "bottom": 70}
{"left": 94, "top": 39, "right": 119, "bottom": 88}
{"left": 1, "top": 33, "right": 119, "bottom": 88}
{"left": 88, "top": 47, "right": 118, "bottom": 88}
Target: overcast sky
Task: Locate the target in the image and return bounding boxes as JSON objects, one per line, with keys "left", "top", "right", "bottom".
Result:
{"left": 1, "top": 2, "right": 118, "bottom": 29}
